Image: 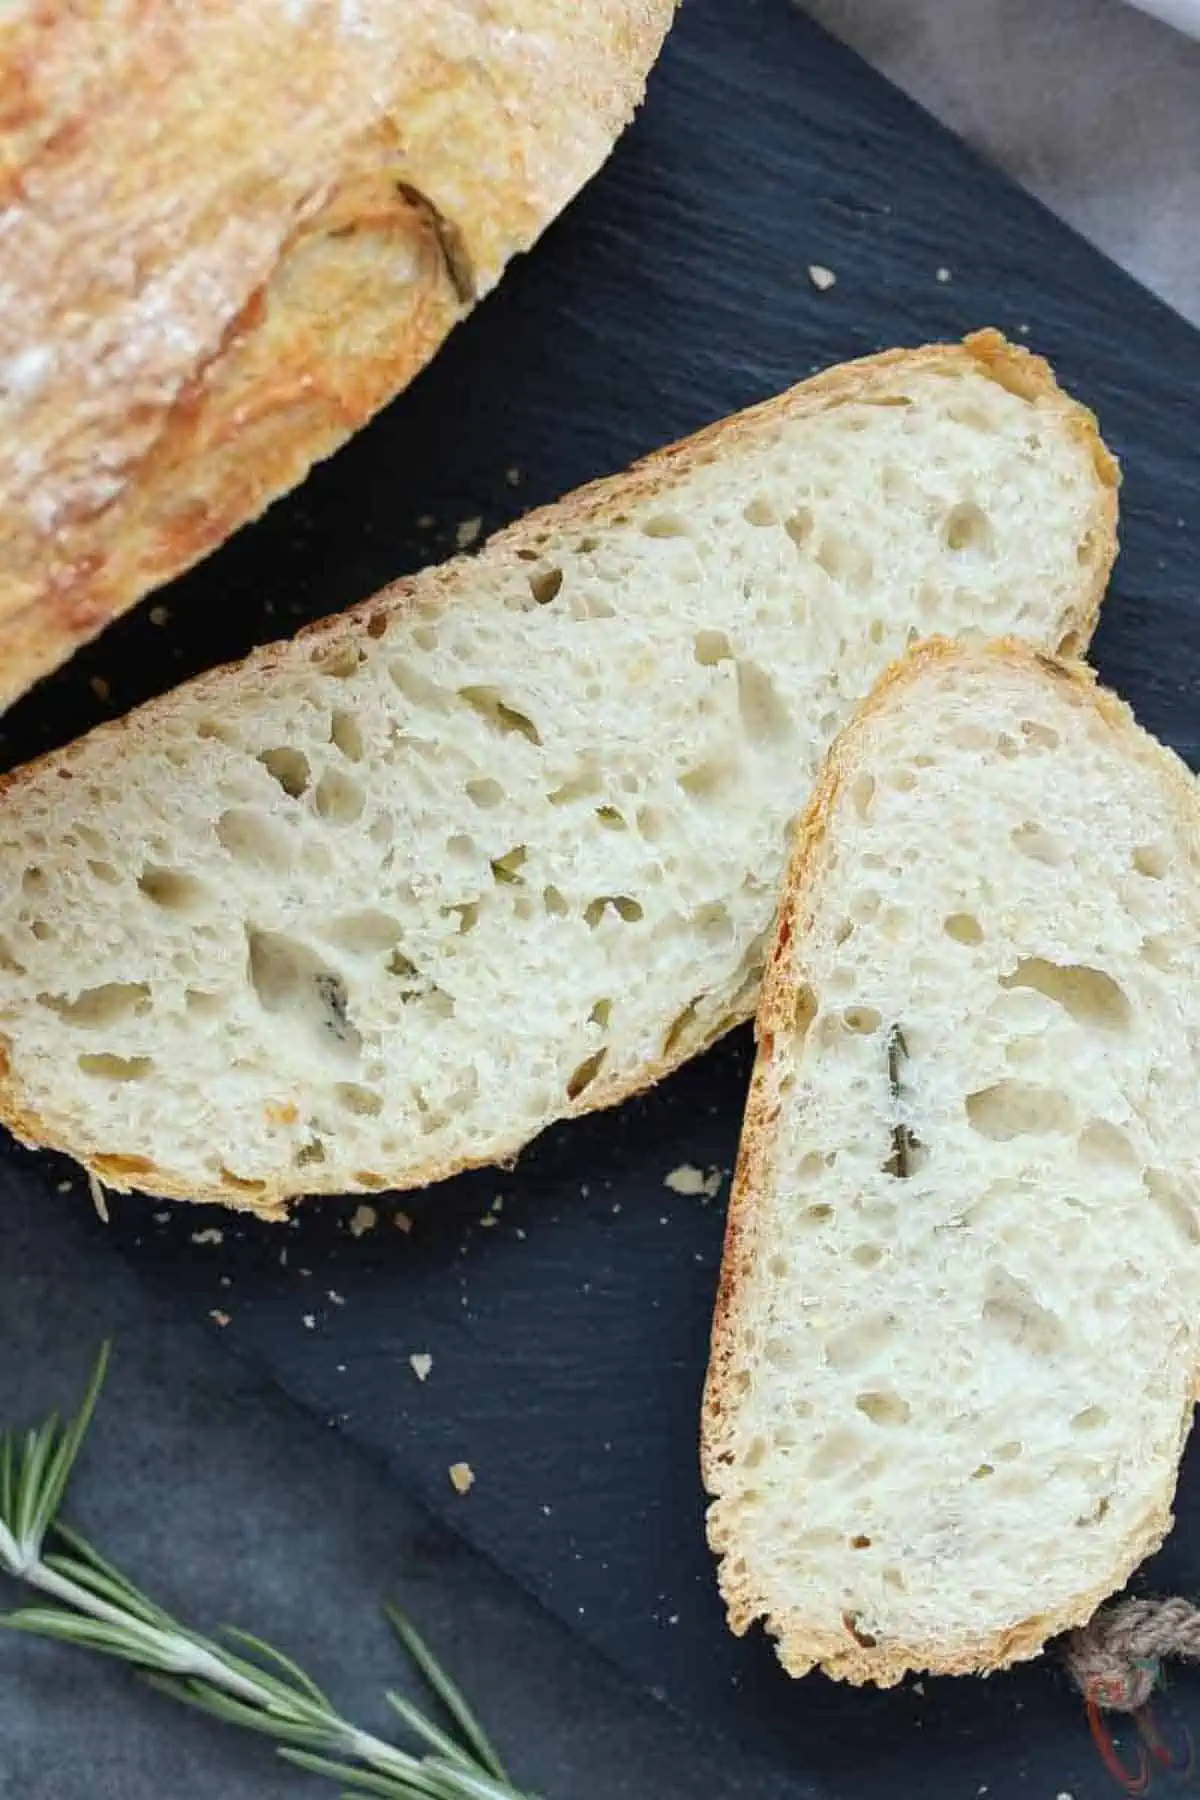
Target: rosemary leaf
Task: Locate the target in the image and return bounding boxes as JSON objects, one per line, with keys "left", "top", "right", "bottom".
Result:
{"left": 386, "top": 1607, "right": 509, "bottom": 1783}
{"left": 221, "top": 1626, "right": 333, "bottom": 1709}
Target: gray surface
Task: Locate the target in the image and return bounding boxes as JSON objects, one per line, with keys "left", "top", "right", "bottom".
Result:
{"left": 0, "top": 1176, "right": 794, "bottom": 1799}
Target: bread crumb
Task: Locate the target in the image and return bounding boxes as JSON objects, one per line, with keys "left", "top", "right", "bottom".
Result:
{"left": 416, "top": 512, "right": 435, "bottom": 530}
{"left": 505, "top": 466, "right": 522, "bottom": 487}
{"left": 349, "top": 1203, "right": 377, "bottom": 1238}
{"left": 328, "top": 1289, "right": 345, "bottom": 1306}
{"left": 491, "top": 1195, "right": 504, "bottom": 1213}
{"left": 394, "top": 1209, "right": 413, "bottom": 1233}
{"left": 807, "top": 263, "right": 837, "bottom": 292}
{"left": 664, "top": 1163, "right": 722, "bottom": 1198}
{"left": 479, "top": 1213, "right": 497, "bottom": 1228}
{"left": 456, "top": 516, "right": 483, "bottom": 550}
{"left": 409, "top": 1352, "right": 433, "bottom": 1382}
{"left": 936, "top": 266, "right": 952, "bottom": 283}
{"left": 266, "top": 1100, "right": 299, "bottom": 1126}
{"left": 209, "top": 1310, "right": 231, "bottom": 1328}
{"left": 149, "top": 604, "right": 170, "bottom": 626}
{"left": 449, "top": 1461, "right": 475, "bottom": 1495}
{"left": 302, "top": 1313, "right": 316, "bottom": 1330}
{"left": 191, "top": 1228, "right": 224, "bottom": 1246}
{"left": 56, "top": 1179, "right": 72, "bottom": 1194}
{"left": 89, "top": 675, "right": 111, "bottom": 702}
{"left": 87, "top": 1172, "right": 109, "bottom": 1222}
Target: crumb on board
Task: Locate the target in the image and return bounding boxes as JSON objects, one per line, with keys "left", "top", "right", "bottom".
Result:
{"left": 807, "top": 263, "right": 837, "bottom": 292}
{"left": 479, "top": 1213, "right": 497, "bottom": 1229}
{"left": 302, "top": 1313, "right": 316, "bottom": 1330}
{"left": 89, "top": 674, "right": 111, "bottom": 702}
{"left": 148, "top": 603, "right": 170, "bottom": 626}
{"left": 664, "top": 1163, "right": 722, "bottom": 1198}
{"left": 191, "top": 1228, "right": 224, "bottom": 1246}
{"left": 505, "top": 465, "right": 522, "bottom": 487}
{"left": 409, "top": 1352, "right": 433, "bottom": 1382}
{"left": 88, "top": 1172, "right": 109, "bottom": 1222}
{"left": 935, "top": 265, "right": 952, "bottom": 283}
{"left": 56, "top": 1179, "right": 72, "bottom": 1194}
{"left": 455, "top": 516, "right": 483, "bottom": 550}
{"left": 328, "top": 1289, "right": 345, "bottom": 1306}
{"left": 209, "top": 1310, "right": 231, "bottom": 1328}
{"left": 491, "top": 1195, "right": 504, "bottom": 1213}
{"left": 416, "top": 512, "right": 435, "bottom": 530}
{"left": 449, "top": 1461, "right": 475, "bottom": 1495}
{"left": 394, "top": 1209, "right": 414, "bottom": 1234}
{"left": 349, "top": 1203, "right": 377, "bottom": 1238}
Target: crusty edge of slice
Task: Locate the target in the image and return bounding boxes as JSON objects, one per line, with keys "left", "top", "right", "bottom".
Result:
{"left": 0, "top": 336, "right": 1118, "bottom": 1215}
{"left": 700, "top": 636, "right": 1198, "bottom": 1685}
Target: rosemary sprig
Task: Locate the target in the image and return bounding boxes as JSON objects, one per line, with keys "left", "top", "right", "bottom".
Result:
{"left": 0, "top": 1346, "right": 534, "bottom": 1799}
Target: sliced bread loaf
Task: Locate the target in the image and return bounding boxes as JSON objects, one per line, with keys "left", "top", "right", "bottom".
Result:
{"left": 702, "top": 639, "right": 1200, "bottom": 1685}
{"left": 0, "top": 335, "right": 1116, "bottom": 1212}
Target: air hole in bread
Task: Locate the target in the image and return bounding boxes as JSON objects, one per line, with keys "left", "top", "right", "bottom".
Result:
{"left": 366, "top": 610, "right": 389, "bottom": 640}
{"left": 851, "top": 1243, "right": 884, "bottom": 1269}
{"left": 825, "top": 1315, "right": 895, "bottom": 1374}
{"left": 528, "top": 566, "right": 563, "bottom": 605}
{"left": 317, "top": 644, "right": 362, "bottom": 679}
{"left": 1132, "top": 844, "right": 1169, "bottom": 880}
{"left": 1010, "top": 821, "right": 1064, "bottom": 866}
{"left": 1143, "top": 1168, "right": 1200, "bottom": 1245}
{"left": 809, "top": 1429, "right": 862, "bottom": 1476}
{"left": 77, "top": 1052, "right": 154, "bottom": 1081}
{"left": 785, "top": 506, "right": 814, "bottom": 549}
{"left": 851, "top": 774, "right": 875, "bottom": 818}
{"left": 636, "top": 805, "right": 667, "bottom": 843}
{"left": 389, "top": 660, "right": 445, "bottom": 709}
{"left": 335, "top": 1083, "right": 382, "bottom": 1117}
{"left": 741, "top": 497, "right": 777, "bottom": 528}
{"left": 583, "top": 894, "right": 642, "bottom": 926}
{"left": 315, "top": 768, "right": 366, "bottom": 825}
{"left": 966, "top": 1080, "right": 1077, "bottom": 1140}
{"left": 736, "top": 661, "right": 791, "bottom": 747}
{"left": 329, "top": 710, "right": 364, "bottom": 762}
{"left": 295, "top": 1138, "right": 327, "bottom": 1167}
{"left": 328, "top": 911, "right": 404, "bottom": 955}
{"left": 834, "top": 919, "right": 855, "bottom": 946}
{"left": 1079, "top": 1118, "right": 1137, "bottom": 1170}
{"left": 460, "top": 687, "right": 541, "bottom": 745}
{"left": 999, "top": 957, "right": 1130, "bottom": 1031}
{"left": 217, "top": 1165, "right": 267, "bottom": 1193}
{"left": 1020, "top": 717, "right": 1061, "bottom": 749}
{"left": 944, "top": 911, "right": 984, "bottom": 946}
{"left": 184, "top": 987, "right": 221, "bottom": 1017}
{"left": 643, "top": 512, "right": 691, "bottom": 538}
{"left": 0, "top": 937, "right": 24, "bottom": 974}
{"left": 465, "top": 778, "right": 505, "bottom": 810}
{"left": 246, "top": 930, "right": 362, "bottom": 1060}
{"left": 22, "top": 866, "right": 46, "bottom": 896}
{"left": 491, "top": 846, "right": 528, "bottom": 885}
{"left": 1071, "top": 1405, "right": 1109, "bottom": 1432}
{"left": 663, "top": 996, "right": 704, "bottom": 1059}
{"left": 842, "top": 1006, "right": 882, "bottom": 1035}
{"left": 542, "top": 886, "right": 568, "bottom": 919}
{"left": 679, "top": 759, "right": 733, "bottom": 802}
{"left": 595, "top": 806, "right": 626, "bottom": 831}
{"left": 216, "top": 808, "right": 291, "bottom": 871}
{"left": 886, "top": 766, "right": 918, "bottom": 793}
{"left": 39, "top": 982, "right": 150, "bottom": 1027}
{"left": 258, "top": 746, "right": 311, "bottom": 798}
{"left": 446, "top": 837, "right": 476, "bottom": 868}
{"left": 589, "top": 998, "right": 613, "bottom": 1028}
{"left": 197, "top": 717, "right": 239, "bottom": 745}
{"left": 566, "top": 1047, "right": 608, "bottom": 1101}
{"left": 694, "top": 629, "right": 734, "bottom": 666}
{"left": 943, "top": 501, "right": 994, "bottom": 555}
{"left": 548, "top": 768, "right": 601, "bottom": 806}
{"left": 971, "top": 1463, "right": 994, "bottom": 1481}
{"left": 855, "top": 1391, "right": 911, "bottom": 1427}
{"left": 982, "top": 1268, "right": 1064, "bottom": 1357}
{"left": 842, "top": 1612, "right": 877, "bottom": 1648}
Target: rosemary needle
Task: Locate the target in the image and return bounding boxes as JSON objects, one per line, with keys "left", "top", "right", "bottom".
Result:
{"left": 0, "top": 1346, "right": 535, "bottom": 1800}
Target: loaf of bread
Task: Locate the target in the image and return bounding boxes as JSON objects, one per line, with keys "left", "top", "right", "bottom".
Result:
{"left": 703, "top": 639, "right": 1200, "bottom": 1685}
{"left": 0, "top": 334, "right": 1115, "bottom": 1212}
{"left": 0, "top": 0, "right": 675, "bottom": 708}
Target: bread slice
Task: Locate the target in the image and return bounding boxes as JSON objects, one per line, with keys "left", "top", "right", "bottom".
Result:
{"left": 0, "top": 0, "right": 676, "bottom": 707}
{"left": 0, "top": 334, "right": 1116, "bottom": 1214}
{"left": 702, "top": 639, "right": 1200, "bottom": 1686}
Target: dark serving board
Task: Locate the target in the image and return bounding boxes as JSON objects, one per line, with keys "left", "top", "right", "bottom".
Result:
{"left": 3, "top": 1, "right": 1200, "bottom": 1796}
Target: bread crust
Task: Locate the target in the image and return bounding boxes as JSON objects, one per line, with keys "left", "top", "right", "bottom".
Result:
{"left": 701, "top": 637, "right": 1200, "bottom": 1684}
{"left": 0, "top": 0, "right": 676, "bottom": 708}
{"left": 0, "top": 336, "right": 1118, "bottom": 1214}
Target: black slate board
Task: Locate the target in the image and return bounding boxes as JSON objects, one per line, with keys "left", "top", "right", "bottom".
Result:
{"left": 3, "top": 2, "right": 1200, "bottom": 1796}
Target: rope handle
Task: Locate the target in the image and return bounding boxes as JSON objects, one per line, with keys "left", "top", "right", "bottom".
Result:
{"left": 1067, "top": 1597, "right": 1200, "bottom": 1712}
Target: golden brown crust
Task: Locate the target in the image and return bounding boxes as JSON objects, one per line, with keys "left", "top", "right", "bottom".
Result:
{"left": 0, "top": 0, "right": 677, "bottom": 708}
{"left": 701, "top": 636, "right": 1199, "bottom": 1685}
{"left": 0, "top": 337, "right": 1118, "bottom": 1214}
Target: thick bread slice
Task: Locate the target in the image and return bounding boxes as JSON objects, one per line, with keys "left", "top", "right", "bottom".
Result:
{"left": 702, "top": 640, "right": 1200, "bottom": 1686}
{"left": 0, "top": 334, "right": 1116, "bottom": 1213}
{"left": 0, "top": 0, "right": 675, "bottom": 708}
